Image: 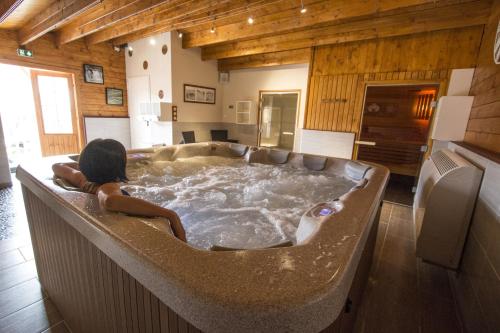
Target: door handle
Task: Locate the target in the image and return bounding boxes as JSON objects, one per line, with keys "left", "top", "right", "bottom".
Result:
{"left": 355, "top": 140, "right": 376, "bottom": 146}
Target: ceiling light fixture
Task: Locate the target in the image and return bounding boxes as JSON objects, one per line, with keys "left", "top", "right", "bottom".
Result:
{"left": 210, "top": 26, "right": 216, "bottom": 33}
{"left": 300, "top": 0, "right": 307, "bottom": 13}
{"left": 149, "top": 38, "right": 156, "bottom": 45}
{"left": 128, "top": 45, "right": 133, "bottom": 51}
{"left": 247, "top": 16, "right": 254, "bottom": 24}
{"left": 178, "top": 31, "right": 183, "bottom": 38}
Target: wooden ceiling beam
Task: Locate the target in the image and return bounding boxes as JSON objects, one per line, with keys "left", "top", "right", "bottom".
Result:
{"left": 18, "top": 0, "right": 101, "bottom": 45}
{"left": 0, "top": 0, "right": 23, "bottom": 24}
{"left": 109, "top": 0, "right": 287, "bottom": 46}
{"left": 218, "top": 48, "right": 311, "bottom": 71}
{"left": 86, "top": 0, "right": 283, "bottom": 45}
{"left": 55, "top": 0, "right": 177, "bottom": 45}
{"left": 182, "top": 0, "right": 440, "bottom": 48}
{"left": 202, "top": 0, "right": 491, "bottom": 60}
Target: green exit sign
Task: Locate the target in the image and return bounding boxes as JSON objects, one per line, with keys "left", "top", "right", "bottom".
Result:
{"left": 17, "top": 48, "right": 33, "bottom": 57}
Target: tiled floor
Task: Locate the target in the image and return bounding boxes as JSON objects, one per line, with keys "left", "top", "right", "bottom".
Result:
{"left": 353, "top": 203, "right": 463, "bottom": 333}
{"left": 0, "top": 178, "right": 462, "bottom": 333}
{"left": 0, "top": 179, "right": 69, "bottom": 333}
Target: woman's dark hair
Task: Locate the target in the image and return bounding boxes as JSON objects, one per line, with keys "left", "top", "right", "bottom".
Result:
{"left": 79, "top": 139, "right": 128, "bottom": 184}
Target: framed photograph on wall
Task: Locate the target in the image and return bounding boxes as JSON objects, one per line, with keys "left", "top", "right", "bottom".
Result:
{"left": 83, "top": 64, "right": 104, "bottom": 84}
{"left": 184, "top": 84, "right": 216, "bottom": 104}
{"left": 106, "top": 88, "right": 123, "bottom": 105}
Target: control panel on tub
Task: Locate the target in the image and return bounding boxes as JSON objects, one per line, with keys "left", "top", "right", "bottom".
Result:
{"left": 296, "top": 200, "right": 344, "bottom": 244}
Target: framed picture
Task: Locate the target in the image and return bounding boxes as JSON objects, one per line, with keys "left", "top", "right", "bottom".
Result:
{"left": 106, "top": 88, "right": 123, "bottom": 105}
{"left": 184, "top": 84, "right": 216, "bottom": 104}
{"left": 83, "top": 64, "right": 104, "bottom": 84}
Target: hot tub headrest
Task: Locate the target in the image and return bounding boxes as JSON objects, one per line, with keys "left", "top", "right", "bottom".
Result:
{"left": 268, "top": 150, "right": 290, "bottom": 164}
{"left": 345, "top": 161, "right": 371, "bottom": 180}
{"left": 229, "top": 143, "right": 249, "bottom": 157}
{"left": 210, "top": 241, "right": 293, "bottom": 251}
{"left": 303, "top": 155, "right": 327, "bottom": 171}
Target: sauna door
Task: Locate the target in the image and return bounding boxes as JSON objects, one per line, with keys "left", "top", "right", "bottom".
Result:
{"left": 356, "top": 85, "right": 438, "bottom": 177}
{"left": 31, "top": 70, "right": 80, "bottom": 156}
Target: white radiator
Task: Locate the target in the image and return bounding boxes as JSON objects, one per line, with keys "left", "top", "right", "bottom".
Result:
{"left": 414, "top": 149, "right": 482, "bottom": 269}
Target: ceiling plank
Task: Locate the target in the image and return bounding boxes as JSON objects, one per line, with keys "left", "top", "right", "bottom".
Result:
{"left": 55, "top": 0, "right": 178, "bottom": 45}
{"left": 0, "top": 0, "right": 23, "bottom": 24}
{"left": 218, "top": 48, "right": 311, "bottom": 71}
{"left": 18, "top": 0, "right": 101, "bottom": 45}
{"left": 182, "top": 0, "right": 440, "bottom": 48}
{"left": 86, "top": 0, "right": 283, "bottom": 45}
{"left": 109, "top": 0, "right": 288, "bottom": 46}
{"left": 202, "top": 0, "right": 491, "bottom": 60}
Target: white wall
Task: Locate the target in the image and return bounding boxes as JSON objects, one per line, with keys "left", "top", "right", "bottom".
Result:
{"left": 222, "top": 64, "right": 309, "bottom": 150}
{"left": 0, "top": 115, "right": 12, "bottom": 186}
{"left": 126, "top": 33, "right": 173, "bottom": 148}
{"left": 170, "top": 34, "right": 223, "bottom": 122}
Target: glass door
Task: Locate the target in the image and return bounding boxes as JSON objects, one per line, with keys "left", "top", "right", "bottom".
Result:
{"left": 258, "top": 91, "right": 299, "bottom": 151}
{"left": 356, "top": 84, "right": 439, "bottom": 205}
{"left": 31, "top": 70, "right": 80, "bottom": 156}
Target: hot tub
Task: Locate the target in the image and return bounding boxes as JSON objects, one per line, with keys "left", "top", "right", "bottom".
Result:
{"left": 17, "top": 142, "right": 389, "bottom": 333}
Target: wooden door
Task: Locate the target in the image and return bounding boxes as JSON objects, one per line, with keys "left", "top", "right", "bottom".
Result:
{"left": 31, "top": 70, "right": 80, "bottom": 156}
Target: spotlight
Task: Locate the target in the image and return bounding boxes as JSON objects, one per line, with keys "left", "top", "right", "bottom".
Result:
{"left": 113, "top": 45, "right": 121, "bottom": 53}
{"left": 300, "top": 0, "right": 307, "bottom": 14}
{"left": 210, "top": 26, "right": 216, "bottom": 33}
{"left": 149, "top": 38, "right": 156, "bottom": 45}
{"left": 178, "top": 31, "right": 183, "bottom": 38}
{"left": 247, "top": 16, "right": 254, "bottom": 24}
{"left": 128, "top": 45, "right": 133, "bottom": 51}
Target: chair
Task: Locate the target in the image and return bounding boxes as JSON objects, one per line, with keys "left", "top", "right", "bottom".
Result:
{"left": 181, "top": 131, "right": 195, "bottom": 144}
{"left": 210, "top": 129, "right": 239, "bottom": 143}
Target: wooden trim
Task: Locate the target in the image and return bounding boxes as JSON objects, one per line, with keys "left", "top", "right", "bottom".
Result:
{"left": 0, "top": 0, "right": 23, "bottom": 23}
{"left": 452, "top": 141, "right": 500, "bottom": 164}
{"left": 18, "top": 0, "right": 101, "bottom": 45}
{"left": 217, "top": 48, "right": 310, "bottom": 71}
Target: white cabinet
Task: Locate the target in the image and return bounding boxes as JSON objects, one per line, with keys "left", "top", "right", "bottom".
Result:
{"left": 431, "top": 96, "right": 474, "bottom": 141}
{"left": 235, "top": 101, "right": 252, "bottom": 124}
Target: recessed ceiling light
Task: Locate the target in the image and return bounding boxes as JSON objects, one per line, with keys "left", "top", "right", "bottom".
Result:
{"left": 149, "top": 38, "right": 156, "bottom": 45}
{"left": 247, "top": 16, "right": 254, "bottom": 24}
{"left": 210, "top": 26, "right": 216, "bottom": 33}
{"left": 178, "top": 32, "right": 183, "bottom": 38}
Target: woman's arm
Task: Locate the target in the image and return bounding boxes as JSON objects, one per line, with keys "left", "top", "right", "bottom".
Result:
{"left": 98, "top": 183, "right": 187, "bottom": 242}
{"left": 52, "top": 163, "right": 87, "bottom": 188}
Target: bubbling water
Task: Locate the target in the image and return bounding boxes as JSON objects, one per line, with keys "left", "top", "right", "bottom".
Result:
{"left": 123, "top": 156, "right": 355, "bottom": 249}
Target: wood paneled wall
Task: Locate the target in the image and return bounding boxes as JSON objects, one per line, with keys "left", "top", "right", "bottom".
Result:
{"left": 0, "top": 30, "right": 127, "bottom": 118}
{"left": 465, "top": 1, "right": 500, "bottom": 153}
{"left": 304, "top": 26, "right": 484, "bottom": 133}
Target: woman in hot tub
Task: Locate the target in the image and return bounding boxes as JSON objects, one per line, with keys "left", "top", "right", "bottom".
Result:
{"left": 52, "top": 138, "right": 187, "bottom": 242}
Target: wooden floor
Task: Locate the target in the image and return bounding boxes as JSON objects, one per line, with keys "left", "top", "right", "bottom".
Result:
{"left": 354, "top": 203, "right": 463, "bottom": 333}
{"left": 0, "top": 180, "right": 462, "bottom": 333}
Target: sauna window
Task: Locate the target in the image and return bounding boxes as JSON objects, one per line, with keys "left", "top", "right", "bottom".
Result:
{"left": 37, "top": 75, "right": 73, "bottom": 134}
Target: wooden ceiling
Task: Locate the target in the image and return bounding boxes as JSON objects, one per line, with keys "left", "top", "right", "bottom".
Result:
{"left": 0, "top": 0, "right": 493, "bottom": 70}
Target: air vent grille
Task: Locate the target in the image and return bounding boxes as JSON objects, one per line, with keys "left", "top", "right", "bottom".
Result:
{"left": 431, "top": 150, "right": 458, "bottom": 175}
